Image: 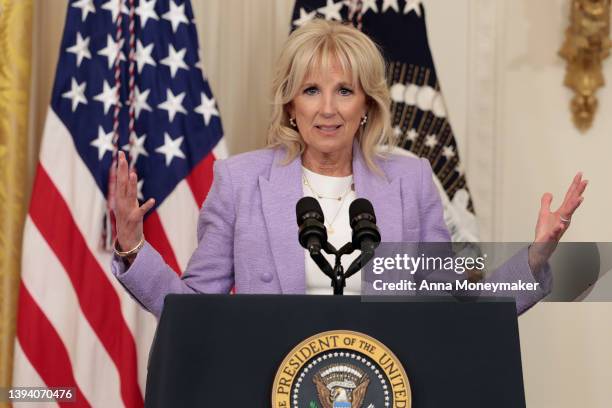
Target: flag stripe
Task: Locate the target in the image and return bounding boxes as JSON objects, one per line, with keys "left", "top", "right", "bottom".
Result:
{"left": 21, "top": 218, "right": 124, "bottom": 408}
{"left": 38, "top": 109, "right": 108, "bottom": 250}
{"left": 16, "top": 283, "right": 90, "bottom": 408}
{"left": 112, "top": 288, "right": 157, "bottom": 398}
{"left": 28, "top": 165, "right": 143, "bottom": 407}
{"left": 36, "top": 108, "right": 158, "bottom": 396}
{"left": 17, "top": 2, "right": 227, "bottom": 405}
{"left": 186, "top": 152, "right": 215, "bottom": 206}
{"left": 12, "top": 342, "right": 58, "bottom": 408}
{"left": 12, "top": 342, "right": 46, "bottom": 387}
{"left": 144, "top": 212, "right": 182, "bottom": 274}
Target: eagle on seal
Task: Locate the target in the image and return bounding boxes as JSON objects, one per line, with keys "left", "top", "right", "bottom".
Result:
{"left": 313, "top": 363, "right": 370, "bottom": 408}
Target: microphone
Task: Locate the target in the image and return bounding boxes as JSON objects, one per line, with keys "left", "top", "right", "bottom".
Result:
{"left": 349, "top": 198, "right": 381, "bottom": 257}
{"left": 296, "top": 197, "right": 328, "bottom": 254}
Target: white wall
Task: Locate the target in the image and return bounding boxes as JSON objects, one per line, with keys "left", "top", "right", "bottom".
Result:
{"left": 426, "top": 0, "right": 612, "bottom": 242}
{"left": 425, "top": 1, "right": 612, "bottom": 406}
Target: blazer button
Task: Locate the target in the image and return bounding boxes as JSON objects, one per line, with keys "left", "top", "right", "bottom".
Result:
{"left": 261, "top": 272, "right": 273, "bottom": 283}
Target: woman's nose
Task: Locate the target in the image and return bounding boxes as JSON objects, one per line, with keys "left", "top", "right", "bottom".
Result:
{"left": 320, "top": 93, "right": 337, "bottom": 116}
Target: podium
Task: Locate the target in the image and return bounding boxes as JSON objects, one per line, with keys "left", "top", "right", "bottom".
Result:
{"left": 145, "top": 294, "right": 526, "bottom": 407}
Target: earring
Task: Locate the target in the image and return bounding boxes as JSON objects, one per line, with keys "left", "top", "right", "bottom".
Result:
{"left": 289, "top": 117, "right": 297, "bottom": 128}
{"left": 360, "top": 115, "right": 368, "bottom": 126}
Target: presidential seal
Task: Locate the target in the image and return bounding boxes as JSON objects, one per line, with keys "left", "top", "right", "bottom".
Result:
{"left": 272, "top": 330, "right": 411, "bottom": 408}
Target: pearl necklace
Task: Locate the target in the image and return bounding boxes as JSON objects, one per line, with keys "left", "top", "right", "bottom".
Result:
{"left": 302, "top": 173, "right": 354, "bottom": 235}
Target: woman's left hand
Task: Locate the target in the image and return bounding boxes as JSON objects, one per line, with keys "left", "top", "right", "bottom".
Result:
{"left": 529, "top": 172, "right": 588, "bottom": 271}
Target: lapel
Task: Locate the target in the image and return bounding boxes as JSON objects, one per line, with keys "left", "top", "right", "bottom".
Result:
{"left": 352, "top": 142, "right": 404, "bottom": 243}
{"left": 259, "top": 149, "right": 305, "bottom": 294}
{"left": 259, "top": 143, "right": 404, "bottom": 294}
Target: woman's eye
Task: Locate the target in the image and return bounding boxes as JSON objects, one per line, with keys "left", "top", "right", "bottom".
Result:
{"left": 304, "top": 87, "right": 319, "bottom": 95}
{"left": 339, "top": 88, "right": 353, "bottom": 96}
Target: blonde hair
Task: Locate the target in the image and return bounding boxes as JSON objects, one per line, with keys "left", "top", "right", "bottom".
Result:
{"left": 267, "top": 19, "right": 393, "bottom": 173}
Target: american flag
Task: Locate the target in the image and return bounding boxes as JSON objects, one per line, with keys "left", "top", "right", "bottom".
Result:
{"left": 291, "top": 0, "right": 480, "bottom": 242}
{"left": 13, "top": 0, "right": 225, "bottom": 406}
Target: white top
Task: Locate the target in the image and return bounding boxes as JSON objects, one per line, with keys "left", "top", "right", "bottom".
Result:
{"left": 302, "top": 167, "right": 361, "bottom": 295}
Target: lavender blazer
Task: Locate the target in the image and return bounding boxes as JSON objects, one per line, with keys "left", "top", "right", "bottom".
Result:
{"left": 112, "top": 143, "right": 551, "bottom": 318}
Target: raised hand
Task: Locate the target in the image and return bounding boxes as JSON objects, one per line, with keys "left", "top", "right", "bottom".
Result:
{"left": 114, "top": 151, "right": 155, "bottom": 251}
{"left": 535, "top": 172, "right": 587, "bottom": 243}
{"left": 530, "top": 172, "right": 588, "bottom": 270}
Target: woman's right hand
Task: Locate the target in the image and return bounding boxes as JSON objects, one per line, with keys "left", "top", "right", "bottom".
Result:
{"left": 114, "top": 151, "right": 155, "bottom": 251}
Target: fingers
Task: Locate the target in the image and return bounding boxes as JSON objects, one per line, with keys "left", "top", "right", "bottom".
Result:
{"left": 560, "top": 172, "right": 580, "bottom": 205}
{"left": 565, "top": 195, "right": 585, "bottom": 217}
{"left": 138, "top": 198, "right": 156, "bottom": 217}
{"left": 116, "top": 151, "right": 129, "bottom": 198}
{"left": 116, "top": 151, "right": 154, "bottom": 217}
{"left": 563, "top": 172, "right": 585, "bottom": 202}
{"left": 575, "top": 179, "right": 588, "bottom": 197}
{"left": 539, "top": 193, "right": 553, "bottom": 214}
{"left": 569, "top": 172, "right": 582, "bottom": 192}
{"left": 127, "top": 170, "right": 138, "bottom": 201}
{"left": 560, "top": 173, "right": 588, "bottom": 218}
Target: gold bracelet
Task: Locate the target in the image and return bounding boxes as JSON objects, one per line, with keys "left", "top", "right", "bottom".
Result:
{"left": 113, "top": 236, "right": 145, "bottom": 258}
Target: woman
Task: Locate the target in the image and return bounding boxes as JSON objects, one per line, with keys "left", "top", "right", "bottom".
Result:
{"left": 112, "top": 20, "right": 587, "bottom": 319}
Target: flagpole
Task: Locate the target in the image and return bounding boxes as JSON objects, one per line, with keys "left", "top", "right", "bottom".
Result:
{"left": 0, "top": 0, "right": 33, "bottom": 404}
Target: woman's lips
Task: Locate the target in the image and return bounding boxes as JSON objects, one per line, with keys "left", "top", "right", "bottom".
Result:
{"left": 315, "top": 125, "right": 342, "bottom": 135}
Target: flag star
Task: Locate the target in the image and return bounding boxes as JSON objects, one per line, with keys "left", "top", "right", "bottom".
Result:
{"left": 93, "top": 80, "right": 119, "bottom": 114}
{"left": 98, "top": 35, "right": 125, "bottom": 69}
{"left": 442, "top": 146, "right": 456, "bottom": 160}
{"left": 161, "top": 44, "right": 188, "bottom": 78}
{"left": 90, "top": 126, "right": 115, "bottom": 160}
{"left": 101, "top": 0, "right": 128, "bottom": 22}
{"left": 194, "top": 57, "right": 209, "bottom": 80}
{"left": 72, "top": 0, "right": 95, "bottom": 22}
{"left": 135, "top": 40, "right": 156, "bottom": 73}
{"left": 158, "top": 89, "right": 187, "bottom": 121}
{"left": 194, "top": 93, "right": 219, "bottom": 125}
{"left": 136, "top": 0, "right": 159, "bottom": 27}
{"left": 424, "top": 134, "right": 438, "bottom": 148}
{"left": 404, "top": 0, "right": 422, "bottom": 17}
{"left": 393, "top": 126, "right": 402, "bottom": 137}
{"left": 456, "top": 161, "right": 465, "bottom": 176}
{"left": 66, "top": 33, "right": 91, "bottom": 67}
{"left": 136, "top": 179, "right": 144, "bottom": 201}
{"left": 62, "top": 78, "right": 87, "bottom": 112}
{"left": 122, "top": 133, "right": 149, "bottom": 165}
{"left": 162, "top": 0, "right": 189, "bottom": 33}
{"left": 318, "top": 0, "right": 344, "bottom": 21}
{"left": 133, "top": 86, "right": 152, "bottom": 118}
{"left": 361, "top": 0, "right": 379, "bottom": 14}
{"left": 407, "top": 129, "right": 418, "bottom": 141}
{"left": 293, "top": 8, "right": 316, "bottom": 27}
{"left": 155, "top": 133, "right": 186, "bottom": 166}
{"left": 382, "top": 0, "right": 399, "bottom": 13}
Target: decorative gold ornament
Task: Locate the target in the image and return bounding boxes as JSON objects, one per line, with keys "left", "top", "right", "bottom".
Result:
{"left": 559, "top": 0, "right": 611, "bottom": 131}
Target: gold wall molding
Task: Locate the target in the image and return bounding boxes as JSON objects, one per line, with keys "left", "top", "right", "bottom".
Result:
{"left": 559, "top": 0, "right": 611, "bottom": 132}
{"left": 0, "top": 0, "right": 32, "bottom": 402}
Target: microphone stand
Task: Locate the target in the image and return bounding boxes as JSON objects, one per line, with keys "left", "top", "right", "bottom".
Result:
{"left": 307, "top": 242, "right": 376, "bottom": 295}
